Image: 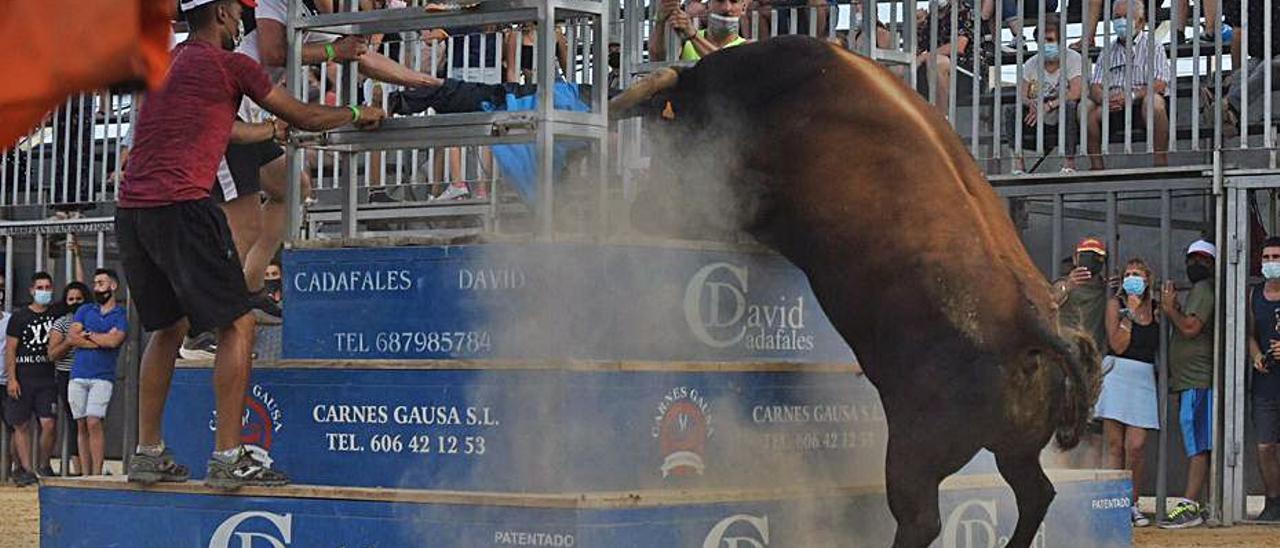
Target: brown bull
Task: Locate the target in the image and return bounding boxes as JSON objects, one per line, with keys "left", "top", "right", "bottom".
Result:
{"left": 613, "top": 36, "right": 1101, "bottom": 548}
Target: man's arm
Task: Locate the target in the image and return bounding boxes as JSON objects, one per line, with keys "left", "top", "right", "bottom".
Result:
{"left": 229, "top": 120, "right": 277, "bottom": 144}
{"left": 256, "top": 87, "right": 386, "bottom": 132}
{"left": 68, "top": 323, "right": 101, "bottom": 350}
{"left": 6, "top": 336, "right": 18, "bottom": 397}
{"left": 357, "top": 52, "right": 441, "bottom": 89}
{"left": 1089, "top": 82, "right": 1106, "bottom": 106}
{"left": 255, "top": 20, "right": 367, "bottom": 68}
{"left": 85, "top": 328, "right": 126, "bottom": 349}
{"left": 48, "top": 325, "right": 75, "bottom": 360}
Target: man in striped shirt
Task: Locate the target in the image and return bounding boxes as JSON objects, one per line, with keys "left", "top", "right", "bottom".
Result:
{"left": 1086, "top": 0, "right": 1171, "bottom": 170}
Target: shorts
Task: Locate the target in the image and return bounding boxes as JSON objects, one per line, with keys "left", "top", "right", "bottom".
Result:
{"left": 67, "top": 378, "right": 113, "bottom": 419}
{"left": 115, "top": 199, "right": 252, "bottom": 334}
{"left": 1255, "top": 397, "right": 1280, "bottom": 444}
{"left": 1179, "top": 388, "right": 1213, "bottom": 457}
{"left": 212, "top": 139, "right": 283, "bottom": 203}
{"left": 4, "top": 378, "right": 58, "bottom": 427}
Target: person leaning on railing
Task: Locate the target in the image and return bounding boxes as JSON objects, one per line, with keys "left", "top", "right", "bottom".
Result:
{"left": 1003, "top": 13, "right": 1081, "bottom": 174}
{"left": 1086, "top": 0, "right": 1170, "bottom": 169}
{"left": 651, "top": 0, "right": 752, "bottom": 62}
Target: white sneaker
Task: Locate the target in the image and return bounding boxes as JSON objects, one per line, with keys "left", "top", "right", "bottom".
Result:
{"left": 432, "top": 183, "right": 470, "bottom": 201}
{"left": 1131, "top": 505, "right": 1151, "bottom": 527}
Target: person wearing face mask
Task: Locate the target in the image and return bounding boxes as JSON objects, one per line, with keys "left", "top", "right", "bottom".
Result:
{"left": 1158, "top": 239, "right": 1217, "bottom": 529}
{"left": 119, "top": 0, "right": 385, "bottom": 491}
{"left": 1096, "top": 258, "right": 1161, "bottom": 527}
{"left": 264, "top": 261, "right": 284, "bottom": 305}
{"left": 1246, "top": 237, "right": 1280, "bottom": 522}
{"left": 46, "top": 281, "right": 90, "bottom": 475}
{"left": 1086, "top": 0, "right": 1171, "bottom": 170}
{"left": 651, "top": 0, "right": 751, "bottom": 62}
{"left": 64, "top": 269, "right": 128, "bottom": 478}
{"left": 3, "top": 272, "right": 61, "bottom": 487}
{"left": 1002, "top": 15, "right": 1081, "bottom": 174}
{"left": 1053, "top": 237, "right": 1111, "bottom": 354}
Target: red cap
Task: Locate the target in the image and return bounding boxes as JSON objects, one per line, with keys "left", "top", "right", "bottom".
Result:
{"left": 1075, "top": 237, "right": 1107, "bottom": 256}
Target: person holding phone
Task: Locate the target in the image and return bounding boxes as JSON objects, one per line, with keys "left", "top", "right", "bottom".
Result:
{"left": 1054, "top": 237, "right": 1110, "bottom": 354}
{"left": 1247, "top": 237, "right": 1280, "bottom": 522}
{"left": 1097, "top": 257, "right": 1161, "bottom": 527}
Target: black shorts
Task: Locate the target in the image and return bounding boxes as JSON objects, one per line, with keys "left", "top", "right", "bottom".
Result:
{"left": 1255, "top": 397, "right": 1280, "bottom": 444}
{"left": 212, "top": 139, "right": 283, "bottom": 203}
{"left": 4, "top": 377, "right": 58, "bottom": 427}
{"left": 115, "top": 199, "right": 251, "bottom": 333}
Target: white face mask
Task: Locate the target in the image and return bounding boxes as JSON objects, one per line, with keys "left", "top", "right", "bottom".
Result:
{"left": 707, "top": 13, "right": 740, "bottom": 39}
{"left": 1263, "top": 261, "right": 1280, "bottom": 280}
{"left": 388, "top": 0, "right": 408, "bottom": 8}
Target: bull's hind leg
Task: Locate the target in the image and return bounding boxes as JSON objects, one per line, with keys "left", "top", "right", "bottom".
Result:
{"left": 994, "top": 450, "right": 1056, "bottom": 548}
{"left": 885, "top": 423, "right": 980, "bottom": 548}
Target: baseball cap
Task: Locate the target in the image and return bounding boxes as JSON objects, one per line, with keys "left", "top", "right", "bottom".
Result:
{"left": 1187, "top": 239, "right": 1216, "bottom": 260}
{"left": 180, "top": 0, "right": 257, "bottom": 12}
{"left": 1075, "top": 237, "right": 1107, "bottom": 256}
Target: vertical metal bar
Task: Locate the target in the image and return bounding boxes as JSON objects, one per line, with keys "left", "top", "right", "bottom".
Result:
{"left": 1016, "top": 0, "right": 1026, "bottom": 165}
{"left": 1209, "top": 151, "right": 1224, "bottom": 522}
{"left": 969, "top": 0, "right": 981, "bottom": 156}
{"left": 947, "top": 0, "right": 958, "bottom": 125}
{"left": 63, "top": 235, "right": 72, "bottom": 284}
{"left": 1146, "top": 0, "right": 1156, "bottom": 154}
{"left": 1101, "top": 0, "right": 1112, "bottom": 156}
{"left": 1051, "top": 193, "right": 1064, "bottom": 279}
{"left": 595, "top": 10, "right": 610, "bottom": 234}
{"left": 1122, "top": 1, "right": 1133, "bottom": 154}
{"left": 993, "top": 9, "right": 1004, "bottom": 161}
{"left": 536, "top": 3, "right": 557, "bottom": 237}
{"left": 1239, "top": 0, "right": 1249, "bottom": 148}
{"left": 1106, "top": 192, "right": 1118, "bottom": 263}
{"left": 928, "top": 0, "right": 938, "bottom": 110}
{"left": 120, "top": 301, "right": 140, "bottom": 472}
{"left": 1156, "top": 188, "right": 1171, "bottom": 523}
{"left": 1267, "top": 0, "right": 1275, "bottom": 151}
{"left": 285, "top": 0, "right": 304, "bottom": 240}
{"left": 1169, "top": 0, "right": 1180, "bottom": 153}
{"left": 61, "top": 102, "right": 71, "bottom": 205}
{"left": 1192, "top": 0, "right": 1203, "bottom": 150}
{"left": 35, "top": 234, "right": 45, "bottom": 273}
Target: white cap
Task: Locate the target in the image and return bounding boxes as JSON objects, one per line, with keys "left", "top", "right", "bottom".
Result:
{"left": 1187, "top": 239, "right": 1216, "bottom": 260}
{"left": 180, "top": 0, "right": 255, "bottom": 13}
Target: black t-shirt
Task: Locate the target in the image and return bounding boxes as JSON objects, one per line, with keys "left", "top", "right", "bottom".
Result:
{"left": 1251, "top": 287, "right": 1280, "bottom": 399}
{"left": 6, "top": 306, "right": 58, "bottom": 386}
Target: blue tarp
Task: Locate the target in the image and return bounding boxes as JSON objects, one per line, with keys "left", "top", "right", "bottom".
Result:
{"left": 481, "top": 81, "right": 592, "bottom": 204}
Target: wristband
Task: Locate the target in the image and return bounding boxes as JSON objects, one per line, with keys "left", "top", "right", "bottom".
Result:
{"left": 325, "top": 43, "right": 337, "bottom": 62}
{"left": 349, "top": 105, "right": 361, "bottom": 122}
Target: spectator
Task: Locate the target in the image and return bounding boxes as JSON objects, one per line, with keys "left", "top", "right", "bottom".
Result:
{"left": 993, "top": 0, "right": 1060, "bottom": 49}
{"left": 119, "top": 0, "right": 383, "bottom": 490}
{"left": 1247, "top": 237, "right": 1280, "bottom": 522}
{"left": 67, "top": 269, "right": 127, "bottom": 477}
{"left": 914, "top": 0, "right": 978, "bottom": 117}
{"left": 47, "top": 279, "right": 89, "bottom": 475}
{"left": 651, "top": 0, "right": 751, "bottom": 62}
{"left": 503, "top": 24, "right": 569, "bottom": 85}
{"left": 1203, "top": 0, "right": 1280, "bottom": 137}
{"left": 845, "top": 0, "right": 892, "bottom": 53}
{"left": 1097, "top": 257, "right": 1161, "bottom": 527}
{"left": 1087, "top": 0, "right": 1171, "bottom": 170}
{"left": 1003, "top": 14, "right": 1082, "bottom": 174}
{"left": 754, "top": 0, "right": 833, "bottom": 39}
{"left": 1052, "top": 237, "right": 1110, "bottom": 354}
{"left": 264, "top": 261, "right": 283, "bottom": 305}
{"left": 1159, "top": 239, "right": 1217, "bottom": 529}
{"left": 4, "top": 272, "right": 61, "bottom": 486}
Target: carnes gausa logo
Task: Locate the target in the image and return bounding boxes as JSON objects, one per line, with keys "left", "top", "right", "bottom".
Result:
{"left": 209, "top": 511, "right": 292, "bottom": 548}
{"left": 942, "top": 499, "right": 1046, "bottom": 548}
{"left": 209, "top": 384, "right": 284, "bottom": 468}
{"left": 703, "top": 514, "right": 770, "bottom": 548}
{"left": 652, "top": 386, "right": 714, "bottom": 478}
{"left": 683, "top": 262, "right": 815, "bottom": 352}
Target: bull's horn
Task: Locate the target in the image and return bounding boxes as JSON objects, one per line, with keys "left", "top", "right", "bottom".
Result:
{"left": 609, "top": 67, "right": 680, "bottom": 120}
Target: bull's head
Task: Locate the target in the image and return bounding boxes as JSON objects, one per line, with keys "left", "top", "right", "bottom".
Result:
{"left": 610, "top": 66, "right": 767, "bottom": 241}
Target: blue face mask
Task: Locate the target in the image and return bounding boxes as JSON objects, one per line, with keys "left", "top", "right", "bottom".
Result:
{"left": 33, "top": 289, "right": 52, "bottom": 306}
{"left": 1263, "top": 261, "right": 1280, "bottom": 280}
{"left": 1112, "top": 19, "right": 1130, "bottom": 39}
{"left": 1041, "top": 42, "right": 1060, "bottom": 60}
{"left": 1122, "top": 275, "right": 1146, "bottom": 296}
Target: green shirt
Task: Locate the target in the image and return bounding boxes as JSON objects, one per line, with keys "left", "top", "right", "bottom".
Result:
{"left": 1170, "top": 279, "right": 1216, "bottom": 391}
{"left": 1059, "top": 281, "right": 1108, "bottom": 355}
{"left": 680, "top": 31, "right": 747, "bottom": 61}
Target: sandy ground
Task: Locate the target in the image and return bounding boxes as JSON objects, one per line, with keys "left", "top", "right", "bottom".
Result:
{"left": 0, "top": 483, "right": 1276, "bottom": 546}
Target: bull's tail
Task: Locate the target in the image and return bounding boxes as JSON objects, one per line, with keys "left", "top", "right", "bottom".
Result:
{"left": 1042, "top": 323, "right": 1102, "bottom": 450}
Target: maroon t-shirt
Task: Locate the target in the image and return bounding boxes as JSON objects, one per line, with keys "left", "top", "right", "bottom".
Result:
{"left": 118, "top": 40, "right": 273, "bottom": 208}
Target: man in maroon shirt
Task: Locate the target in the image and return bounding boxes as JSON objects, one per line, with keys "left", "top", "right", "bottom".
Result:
{"left": 119, "top": 0, "right": 385, "bottom": 491}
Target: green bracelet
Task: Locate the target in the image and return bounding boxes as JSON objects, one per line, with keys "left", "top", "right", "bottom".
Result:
{"left": 325, "top": 43, "right": 337, "bottom": 62}
{"left": 349, "top": 105, "right": 361, "bottom": 122}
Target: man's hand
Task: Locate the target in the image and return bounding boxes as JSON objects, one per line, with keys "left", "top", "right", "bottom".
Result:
{"left": 1024, "top": 105, "right": 1039, "bottom": 127}
{"left": 1161, "top": 280, "right": 1177, "bottom": 312}
{"left": 1064, "top": 266, "right": 1091, "bottom": 289}
{"left": 7, "top": 379, "right": 19, "bottom": 399}
{"left": 669, "top": 10, "right": 696, "bottom": 39}
{"left": 660, "top": 0, "right": 681, "bottom": 20}
{"left": 1108, "top": 91, "right": 1126, "bottom": 112}
{"left": 331, "top": 36, "right": 369, "bottom": 62}
{"left": 1269, "top": 340, "right": 1280, "bottom": 364}
{"left": 355, "top": 106, "right": 387, "bottom": 130}
{"left": 271, "top": 118, "right": 290, "bottom": 143}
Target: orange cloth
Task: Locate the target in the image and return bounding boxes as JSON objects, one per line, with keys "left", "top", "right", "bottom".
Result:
{"left": 0, "top": 1, "right": 174, "bottom": 148}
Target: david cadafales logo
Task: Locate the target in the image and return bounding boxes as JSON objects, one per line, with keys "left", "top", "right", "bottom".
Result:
{"left": 942, "top": 499, "right": 1045, "bottom": 548}
{"left": 209, "top": 511, "right": 292, "bottom": 548}
{"left": 703, "top": 514, "right": 769, "bottom": 548}
{"left": 209, "top": 384, "right": 284, "bottom": 468}
{"left": 683, "top": 262, "right": 815, "bottom": 352}
{"left": 652, "top": 386, "right": 714, "bottom": 478}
